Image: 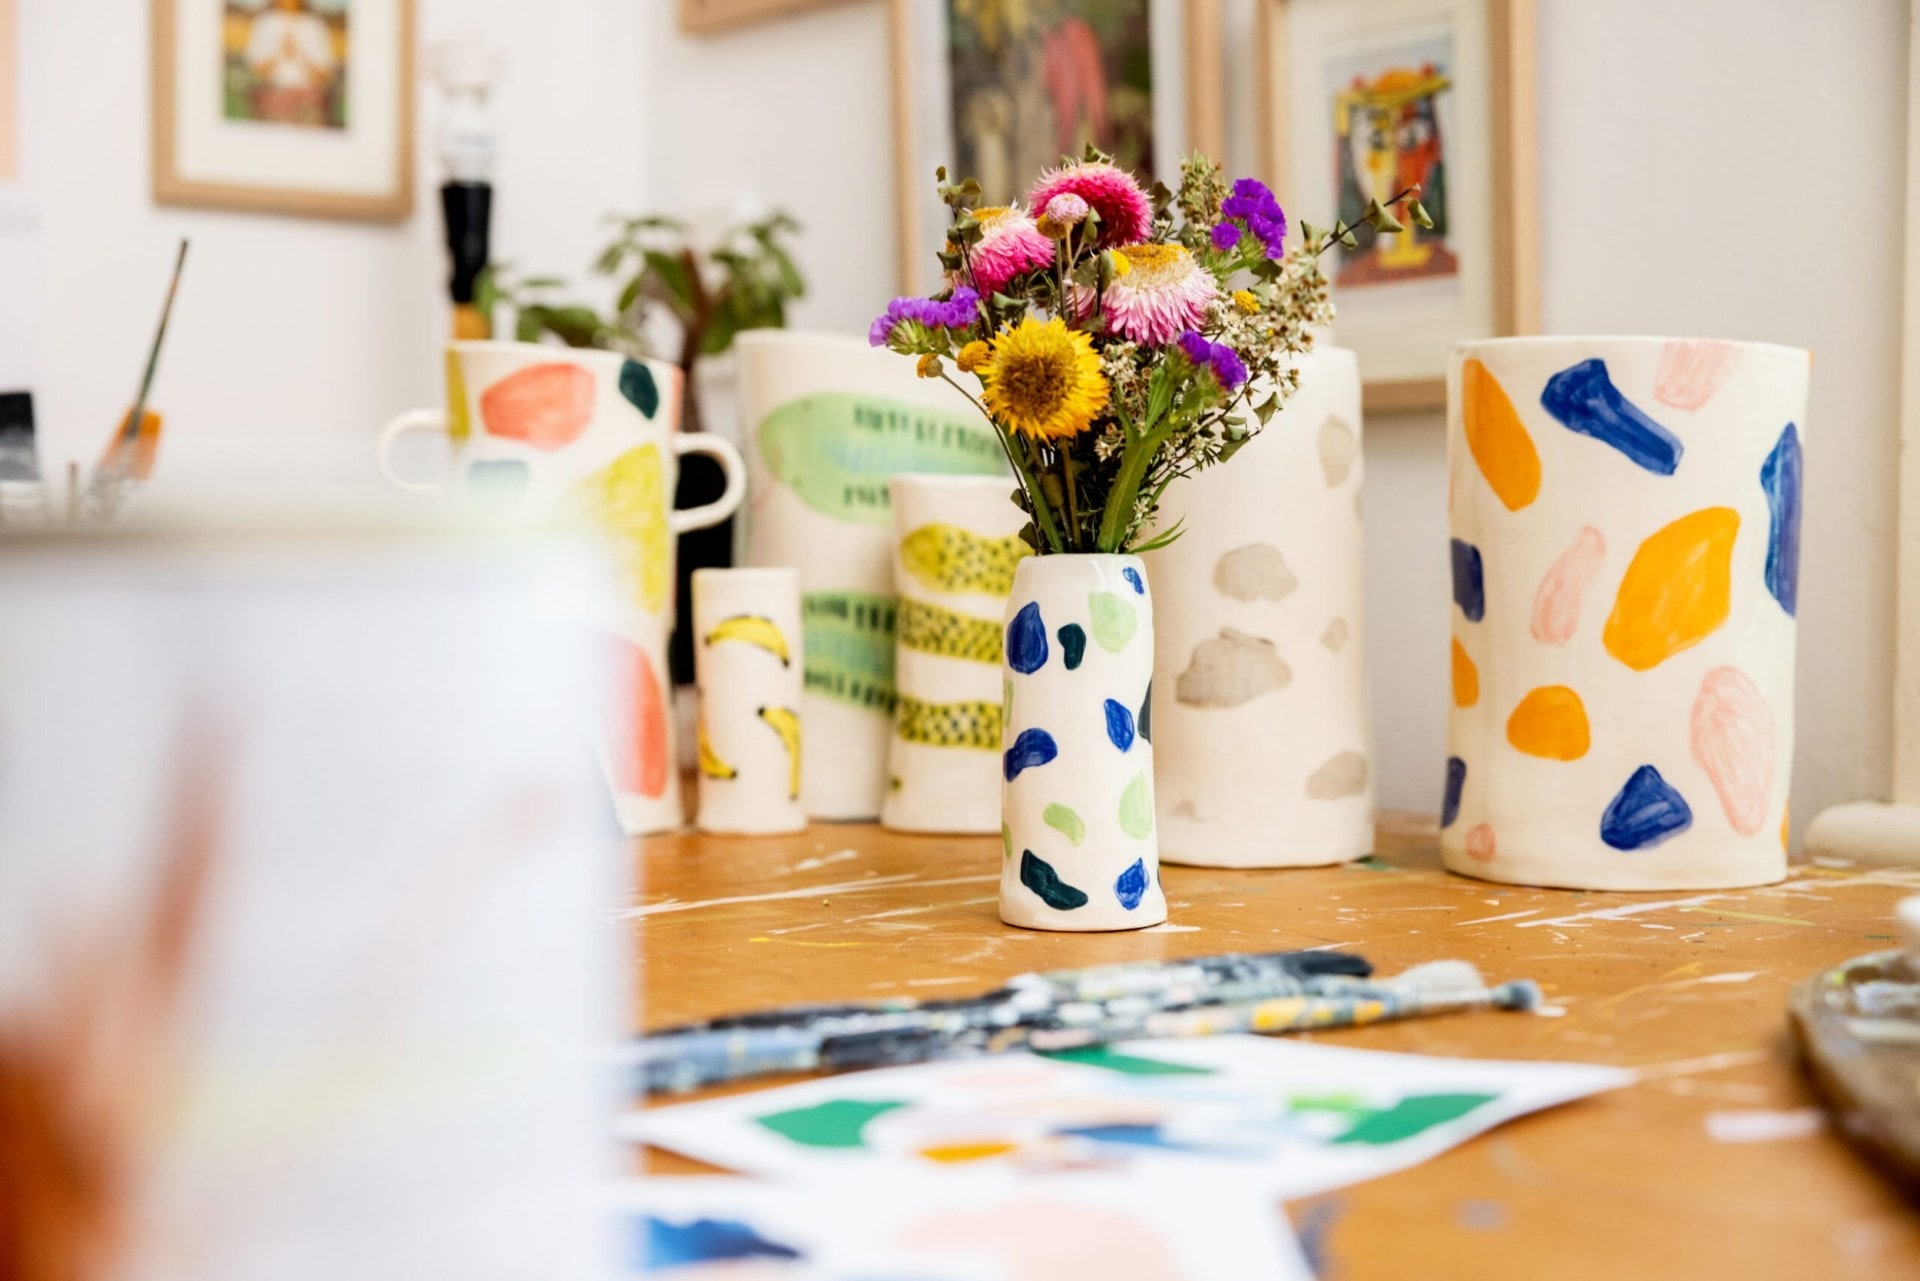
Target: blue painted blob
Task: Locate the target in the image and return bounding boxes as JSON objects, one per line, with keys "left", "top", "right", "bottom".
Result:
{"left": 1020, "top": 849, "right": 1088, "bottom": 910}
{"left": 1450, "top": 539, "right": 1486, "bottom": 623}
{"left": 618, "top": 359, "right": 661, "bottom": 418}
{"left": 465, "top": 458, "right": 532, "bottom": 506}
{"left": 1057, "top": 623, "right": 1087, "bottom": 670}
{"left": 1599, "top": 765, "right": 1694, "bottom": 851}
{"left": 1540, "top": 358, "right": 1683, "bottom": 475}
{"left": 1122, "top": 566, "right": 1146, "bottom": 594}
{"left": 1104, "top": 698, "right": 1136, "bottom": 751}
{"left": 640, "top": 1215, "right": 802, "bottom": 1269}
{"left": 1056, "top": 1122, "right": 1224, "bottom": 1153}
{"left": 1139, "top": 681, "right": 1152, "bottom": 743}
{"left": 1761, "top": 423, "right": 1802, "bottom": 616}
{"left": 1007, "top": 602, "right": 1049, "bottom": 674}
{"left": 1003, "top": 727, "right": 1059, "bottom": 781}
{"left": 1441, "top": 757, "right": 1467, "bottom": 828}
{"left": 1114, "top": 857, "right": 1149, "bottom": 909}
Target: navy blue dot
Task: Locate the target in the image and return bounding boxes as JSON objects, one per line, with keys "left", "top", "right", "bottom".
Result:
{"left": 1003, "top": 728, "right": 1058, "bottom": 781}
{"left": 1441, "top": 757, "right": 1466, "bottom": 828}
{"left": 1007, "top": 602, "right": 1049, "bottom": 674}
{"left": 1599, "top": 765, "right": 1693, "bottom": 850}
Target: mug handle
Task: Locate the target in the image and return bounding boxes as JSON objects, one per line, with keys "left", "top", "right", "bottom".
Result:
{"left": 377, "top": 409, "right": 450, "bottom": 495}
{"left": 669, "top": 435, "right": 747, "bottom": 534}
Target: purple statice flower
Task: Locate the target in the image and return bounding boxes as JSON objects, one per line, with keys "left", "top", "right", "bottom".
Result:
{"left": 1210, "top": 222, "right": 1242, "bottom": 251}
{"left": 1219, "top": 178, "right": 1288, "bottom": 259}
{"left": 1177, "top": 330, "right": 1213, "bottom": 367}
{"left": 1176, "top": 330, "right": 1248, "bottom": 392}
{"left": 869, "top": 287, "right": 982, "bottom": 347}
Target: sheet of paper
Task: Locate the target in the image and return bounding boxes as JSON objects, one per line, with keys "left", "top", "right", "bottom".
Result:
{"left": 624, "top": 1036, "right": 1631, "bottom": 1199}
{"left": 616, "top": 1170, "right": 1313, "bottom": 1280}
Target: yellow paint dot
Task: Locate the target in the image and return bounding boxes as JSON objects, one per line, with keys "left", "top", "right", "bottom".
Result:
{"left": 445, "top": 348, "right": 471, "bottom": 439}
{"left": 919, "top": 1141, "right": 1016, "bottom": 1163}
{"left": 1462, "top": 358, "right": 1542, "bottom": 512}
{"left": 1451, "top": 637, "right": 1480, "bottom": 707}
{"left": 1506, "top": 685, "right": 1592, "bottom": 760}
{"left": 1603, "top": 507, "right": 1740, "bottom": 672}
{"left": 1780, "top": 803, "right": 1791, "bottom": 851}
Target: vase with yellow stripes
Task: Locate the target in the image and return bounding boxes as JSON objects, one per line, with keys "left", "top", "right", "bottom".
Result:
{"left": 1444, "top": 337, "right": 1809, "bottom": 890}
{"left": 881, "top": 475, "right": 1027, "bottom": 833}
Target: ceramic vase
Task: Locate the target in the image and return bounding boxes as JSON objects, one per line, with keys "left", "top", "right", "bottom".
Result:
{"left": 736, "top": 330, "right": 1009, "bottom": 821}
{"left": 692, "top": 567, "right": 806, "bottom": 835}
{"left": 999, "top": 554, "right": 1167, "bottom": 931}
{"left": 1444, "top": 336, "right": 1809, "bottom": 890}
{"left": 881, "top": 475, "right": 1029, "bottom": 834}
{"left": 1145, "top": 348, "right": 1373, "bottom": 867}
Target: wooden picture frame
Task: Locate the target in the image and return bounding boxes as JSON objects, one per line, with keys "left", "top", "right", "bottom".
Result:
{"left": 678, "top": 0, "right": 858, "bottom": 34}
{"left": 152, "top": 0, "right": 414, "bottom": 222}
{"left": 888, "top": 0, "right": 1226, "bottom": 294}
{"left": 1255, "top": 0, "right": 1537, "bottom": 413}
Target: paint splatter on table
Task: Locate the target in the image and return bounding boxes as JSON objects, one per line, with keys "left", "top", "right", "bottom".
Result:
{"left": 633, "top": 811, "right": 1920, "bottom": 1278}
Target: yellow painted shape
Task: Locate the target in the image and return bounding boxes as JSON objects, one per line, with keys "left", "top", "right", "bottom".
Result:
{"left": 918, "top": 1141, "right": 1017, "bottom": 1164}
{"left": 445, "top": 348, "right": 471, "bottom": 438}
{"left": 1506, "top": 685, "right": 1592, "bottom": 760}
{"left": 1781, "top": 803, "right": 1790, "bottom": 851}
{"left": 572, "top": 445, "right": 670, "bottom": 612}
{"left": 1451, "top": 636, "right": 1480, "bottom": 707}
{"left": 1603, "top": 507, "right": 1741, "bottom": 672}
{"left": 1462, "top": 357, "right": 1541, "bottom": 511}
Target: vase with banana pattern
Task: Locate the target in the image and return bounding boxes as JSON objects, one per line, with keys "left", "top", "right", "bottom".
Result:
{"left": 692, "top": 567, "right": 806, "bottom": 835}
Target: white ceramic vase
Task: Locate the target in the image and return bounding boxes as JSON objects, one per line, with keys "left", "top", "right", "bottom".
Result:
{"left": 881, "top": 475, "right": 1029, "bottom": 834}
{"left": 692, "top": 567, "right": 806, "bottom": 835}
{"left": 1444, "top": 336, "right": 1809, "bottom": 890}
{"left": 1145, "top": 348, "right": 1373, "bottom": 867}
{"left": 999, "top": 554, "right": 1166, "bottom": 931}
{"left": 736, "top": 330, "right": 1009, "bottom": 821}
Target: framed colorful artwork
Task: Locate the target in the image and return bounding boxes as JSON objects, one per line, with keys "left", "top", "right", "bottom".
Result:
{"left": 888, "top": 0, "right": 1225, "bottom": 293}
{"left": 1256, "top": 0, "right": 1537, "bottom": 412}
{"left": 677, "top": 0, "right": 859, "bottom": 34}
{"left": 152, "top": 0, "right": 414, "bottom": 221}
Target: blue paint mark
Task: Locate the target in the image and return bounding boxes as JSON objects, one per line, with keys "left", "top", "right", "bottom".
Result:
{"left": 1122, "top": 566, "right": 1146, "bottom": 594}
{"left": 1291, "top": 1197, "right": 1347, "bottom": 1280}
{"left": 1441, "top": 757, "right": 1466, "bottom": 828}
{"left": 1020, "top": 849, "right": 1088, "bottom": 909}
{"left": 639, "top": 1215, "right": 802, "bottom": 1269}
{"left": 1057, "top": 623, "right": 1087, "bottom": 670}
{"left": 465, "top": 458, "right": 532, "bottom": 506}
{"left": 1139, "top": 681, "right": 1152, "bottom": 743}
{"left": 1103, "top": 698, "right": 1136, "bottom": 751}
{"left": 1114, "top": 857, "right": 1149, "bottom": 909}
{"left": 618, "top": 359, "right": 661, "bottom": 418}
{"left": 1451, "top": 539, "right": 1485, "bottom": 623}
{"left": 1003, "top": 728, "right": 1058, "bottom": 781}
{"left": 1056, "top": 1123, "right": 1222, "bottom": 1153}
{"left": 1600, "top": 765, "right": 1694, "bottom": 850}
{"left": 1540, "top": 358, "right": 1683, "bottom": 475}
{"left": 1007, "top": 602, "right": 1049, "bottom": 674}
{"left": 1761, "top": 423, "right": 1802, "bottom": 616}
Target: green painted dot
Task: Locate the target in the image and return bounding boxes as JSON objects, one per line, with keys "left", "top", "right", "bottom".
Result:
{"left": 1002, "top": 676, "right": 1012, "bottom": 727}
{"left": 755, "top": 1098, "right": 908, "bottom": 1148}
{"left": 1118, "top": 772, "right": 1153, "bottom": 839}
{"left": 1088, "top": 591, "right": 1136, "bottom": 653}
{"left": 1043, "top": 802, "right": 1086, "bottom": 845}
{"left": 1001, "top": 823, "right": 1013, "bottom": 860}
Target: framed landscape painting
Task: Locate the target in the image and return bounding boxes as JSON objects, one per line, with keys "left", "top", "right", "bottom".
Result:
{"left": 1257, "top": 0, "right": 1536, "bottom": 411}
{"left": 153, "top": 0, "right": 414, "bottom": 221}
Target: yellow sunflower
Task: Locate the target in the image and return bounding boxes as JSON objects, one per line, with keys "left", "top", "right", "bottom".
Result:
{"left": 980, "top": 316, "right": 1109, "bottom": 441}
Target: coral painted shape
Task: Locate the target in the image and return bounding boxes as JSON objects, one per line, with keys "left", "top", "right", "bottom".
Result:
{"left": 1530, "top": 525, "right": 1607, "bottom": 645}
{"left": 479, "top": 362, "right": 596, "bottom": 449}
{"left": 1465, "top": 823, "right": 1496, "bottom": 862}
{"left": 1602, "top": 507, "right": 1740, "bottom": 671}
{"left": 1600, "top": 765, "right": 1694, "bottom": 851}
{"left": 1690, "top": 666, "right": 1776, "bottom": 836}
{"left": 1761, "top": 423, "right": 1802, "bottom": 617}
{"left": 1505, "top": 686, "right": 1592, "bottom": 761}
{"left": 1461, "top": 357, "right": 1542, "bottom": 511}
{"left": 618, "top": 641, "right": 670, "bottom": 800}
{"left": 1653, "top": 340, "right": 1741, "bottom": 411}
{"left": 1540, "top": 358, "right": 1684, "bottom": 475}
{"left": 1451, "top": 539, "right": 1486, "bottom": 623}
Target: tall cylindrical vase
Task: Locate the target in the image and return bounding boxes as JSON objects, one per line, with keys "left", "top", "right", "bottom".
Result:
{"left": 1444, "top": 337, "right": 1809, "bottom": 890}
{"left": 693, "top": 567, "right": 806, "bottom": 836}
{"left": 999, "top": 554, "right": 1166, "bottom": 931}
{"left": 1145, "top": 348, "right": 1372, "bottom": 866}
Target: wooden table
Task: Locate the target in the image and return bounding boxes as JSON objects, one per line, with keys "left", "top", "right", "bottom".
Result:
{"left": 633, "top": 813, "right": 1920, "bottom": 1280}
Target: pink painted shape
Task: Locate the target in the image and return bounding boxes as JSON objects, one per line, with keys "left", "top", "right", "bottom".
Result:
{"left": 1465, "top": 823, "right": 1496, "bottom": 863}
{"left": 1690, "top": 666, "right": 1775, "bottom": 836}
{"left": 1530, "top": 526, "right": 1607, "bottom": 645}
{"left": 478, "top": 362, "right": 596, "bottom": 450}
{"left": 1654, "top": 340, "right": 1742, "bottom": 411}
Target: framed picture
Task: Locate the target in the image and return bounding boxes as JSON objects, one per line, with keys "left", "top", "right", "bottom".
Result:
{"left": 678, "top": 0, "right": 858, "bottom": 34}
{"left": 889, "top": 0, "right": 1225, "bottom": 293}
{"left": 152, "top": 0, "right": 414, "bottom": 222}
{"left": 1256, "top": 0, "right": 1536, "bottom": 412}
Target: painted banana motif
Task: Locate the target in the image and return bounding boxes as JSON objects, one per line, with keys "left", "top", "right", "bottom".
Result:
{"left": 757, "top": 705, "right": 802, "bottom": 799}
{"left": 894, "top": 696, "right": 1001, "bottom": 750}
{"left": 897, "top": 598, "right": 1002, "bottom": 664}
{"left": 696, "top": 719, "right": 737, "bottom": 780}
{"left": 900, "top": 523, "right": 1030, "bottom": 597}
{"left": 704, "top": 614, "right": 792, "bottom": 666}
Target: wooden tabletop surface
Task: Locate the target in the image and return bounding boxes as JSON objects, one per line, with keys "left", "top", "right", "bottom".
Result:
{"left": 632, "top": 812, "right": 1920, "bottom": 1280}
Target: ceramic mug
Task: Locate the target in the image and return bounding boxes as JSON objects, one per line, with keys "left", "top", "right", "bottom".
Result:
{"left": 692, "top": 567, "right": 806, "bottom": 836}
{"left": 379, "top": 341, "right": 746, "bottom": 834}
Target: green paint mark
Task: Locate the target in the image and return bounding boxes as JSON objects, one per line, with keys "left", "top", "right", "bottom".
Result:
{"left": 1019, "top": 849, "right": 1088, "bottom": 910}
{"left": 1043, "top": 802, "right": 1086, "bottom": 845}
{"left": 755, "top": 1098, "right": 909, "bottom": 1148}
{"left": 1118, "top": 773, "right": 1153, "bottom": 839}
{"left": 895, "top": 696, "right": 999, "bottom": 749}
{"left": 802, "top": 591, "right": 897, "bottom": 713}
{"left": 757, "top": 393, "right": 1005, "bottom": 525}
{"left": 900, "top": 523, "right": 1030, "bottom": 596}
{"left": 1002, "top": 677, "right": 1012, "bottom": 726}
{"left": 1039, "top": 1045, "right": 1217, "bottom": 1076}
{"left": 897, "top": 598, "right": 1002, "bottom": 663}
{"left": 618, "top": 358, "right": 661, "bottom": 418}
{"left": 1343, "top": 856, "right": 1397, "bottom": 874}
{"left": 1087, "top": 591, "right": 1136, "bottom": 653}
{"left": 1329, "top": 1093, "right": 1497, "bottom": 1145}
{"left": 1002, "top": 823, "right": 1013, "bottom": 860}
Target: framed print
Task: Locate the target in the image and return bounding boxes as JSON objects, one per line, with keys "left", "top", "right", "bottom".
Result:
{"left": 678, "top": 0, "right": 859, "bottom": 34}
{"left": 153, "top": 0, "right": 414, "bottom": 222}
{"left": 1256, "top": 0, "right": 1536, "bottom": 412}
{"left": 889, "top": 0, "right": 1224, "bottom": 294}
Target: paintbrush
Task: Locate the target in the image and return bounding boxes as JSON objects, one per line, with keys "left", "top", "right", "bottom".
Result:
{"left": 78, "top": 239, "right": 188, "bottom": 523}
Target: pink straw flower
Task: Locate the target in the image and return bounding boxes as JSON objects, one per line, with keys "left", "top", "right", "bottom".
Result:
{"left": 1073, "top": 243, "right": 1218, "bottom": 346}
{"left": 1027, "top": 161, "right": 1153, "bottom": 248}
{"left": 953, "top": 205, "right": 1055, "bottom": 296}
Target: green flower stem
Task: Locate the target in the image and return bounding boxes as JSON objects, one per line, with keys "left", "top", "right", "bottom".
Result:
{"left": 1095, "top": 420, "right": 1174, "bottom": 553}
{"left": 936, "top": 371, "right": 1064, "bottom": 553}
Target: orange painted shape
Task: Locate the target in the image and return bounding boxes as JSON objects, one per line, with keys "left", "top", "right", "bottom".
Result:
{"left": 1465, "top": 823, "right": 1497, "bottom": 862}
{"left": 1781, "top": 803, "right": 1791, "bottom": 851}
{"left": 1690, "top": 666, "right": 1775, "bottom": 836}
{"left": 1451, "top": 637, "right": 1480, "bottom": 707}
{"left": 1506, "top": 685, "right": 1592, "bottom": 760}
{"left": 479, "top": 362, "right": 595, "bottom": 449}
{"left": 1603, "top": 507, "right": 1740, "bottom": 672}
{"left": 1462, "top": 357, "right": 1542, "bottom": 511}
{"left": 617, "top": 641, "right": 670, "bottom": 799}
{"left": 919, "top": 1141, "right": 1017, "bottom": 1164}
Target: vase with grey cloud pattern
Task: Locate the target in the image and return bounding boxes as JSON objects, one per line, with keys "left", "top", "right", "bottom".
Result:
{"left": 1145, "top": 349, "right": 1373, "bottom": 867}
{"left": 999, "top": 553, "right": 1166, "bottom": 931}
